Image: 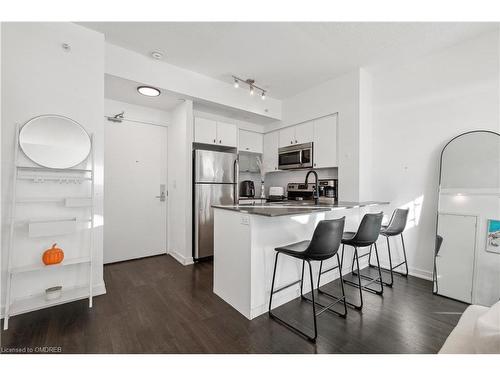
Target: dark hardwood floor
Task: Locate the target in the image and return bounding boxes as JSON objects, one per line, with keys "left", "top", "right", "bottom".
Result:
{"left": 1, "top": 254, "right": 467, "bottom": 354}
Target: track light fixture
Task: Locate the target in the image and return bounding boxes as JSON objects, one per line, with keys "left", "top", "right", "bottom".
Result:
{"left": 232, "top": 76, "right": 267, "bottom": 99}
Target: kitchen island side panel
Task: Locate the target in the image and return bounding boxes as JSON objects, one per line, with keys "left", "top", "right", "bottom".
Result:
{"left": 213, "top": 209, "right": 252, "bottom": 319}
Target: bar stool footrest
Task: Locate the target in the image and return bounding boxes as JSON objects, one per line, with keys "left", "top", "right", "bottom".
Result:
{"left": 369, "top": 263, "right": 408, "bottom": 277}
{"left": 342, "top": 278, "right": 383, "bottom": 295}
{"left": 269, "top": 311, "right": 317, "bottom": 342}
{"left": 302, "top": 291, "right": 347, "bottom": 318}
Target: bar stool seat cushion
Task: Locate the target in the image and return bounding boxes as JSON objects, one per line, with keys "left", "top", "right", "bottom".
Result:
{"left": 341, "top": 231, "right": 375, "bottom": 247}
{"left": 341, "top": 231, "right": 356, "bottom": 242}
{"left": 275, "top": 240, "right": 311, "bottom": 259}
{"left": 380, "top": 225, "right": 399, "bottom": 236}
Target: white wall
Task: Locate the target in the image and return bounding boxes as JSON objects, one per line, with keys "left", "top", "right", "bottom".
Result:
{"left": 369, "top": 30, "right": 500, "bottom": 279}
{"left": 268, "top": 70, "right": 362, "bottom": 201}
{"left": 105, "top": 98, "right": 171, "bottom": 126}
{"left": 1, "top": 23, "right": 105, "bottom": 310}
{"left": 105, "top": 43, "right": 282, "bottom": 121}
{"left": 167, "top": 100, "right": 194, "bottom": 265}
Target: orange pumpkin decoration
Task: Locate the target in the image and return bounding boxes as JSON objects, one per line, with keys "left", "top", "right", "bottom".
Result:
{"left": 42, "top": 243, "right": 64, "bottom": 265}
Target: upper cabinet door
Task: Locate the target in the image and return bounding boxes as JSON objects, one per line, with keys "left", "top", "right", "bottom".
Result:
{"left": 263, "top": 131, "right": 279, "bottom": 173}
{"left": 295, "top": 121, "right": 313, "bottom": 144}
{"left": 194, "top": 117, "right": 217, "bottom": 145}
{"left": 239, "top": 130, "right": 263, "bottom": 153}
{"left": 217, "top": 121, "right": 238, "bottom": 147}
{"left": 313, "top": 115, "right": 338, "bottom": 168}
{"left": 279, "top": 126, "right": 296, "bottom": 148}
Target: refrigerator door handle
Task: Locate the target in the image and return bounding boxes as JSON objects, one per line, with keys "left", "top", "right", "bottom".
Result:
{"left": 234, "top": 158, "right": 239, "bottom": 204}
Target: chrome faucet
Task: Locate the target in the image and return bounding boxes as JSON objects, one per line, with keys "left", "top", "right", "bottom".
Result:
{"left": 305, "top": 170, "right": 319, "bottom": 205}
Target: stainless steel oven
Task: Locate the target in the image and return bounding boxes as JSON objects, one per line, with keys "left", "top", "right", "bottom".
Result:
{"left": 278, "top": 142, "right": 313, "bottom": 170}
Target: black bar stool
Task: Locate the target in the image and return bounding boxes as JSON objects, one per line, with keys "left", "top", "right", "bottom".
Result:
{"left": 367, "top": 208, "right": 409, "bottom": 287}
{"left": 341, "top": 212, "right": 384, "bottom": 310}
{"left": 268, "top": 217, "right": 346, "bottom": 342}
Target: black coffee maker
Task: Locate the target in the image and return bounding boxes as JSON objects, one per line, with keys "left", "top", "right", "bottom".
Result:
{"left": 239, "top": 180, "right": 255, "bottom": 198}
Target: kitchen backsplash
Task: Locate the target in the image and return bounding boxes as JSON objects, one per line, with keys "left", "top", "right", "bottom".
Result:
{"left": 239, "top": 172, "right": 264, "bottom": 198}
{"left": 264, "top": 168, "right": 338, "bottom": 197}
{"left": 239, "top": 168, "right": 338, "bottom": 199}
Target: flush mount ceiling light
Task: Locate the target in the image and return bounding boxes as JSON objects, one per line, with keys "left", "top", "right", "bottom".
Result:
{"left": 137, "top": 86, "right": 161, "bottom": 97}
{"left": 151, "top": 51, "right": 164, "bottom": 60}
{"left": 232, "top": 76, "right": 267, "bottom": 100}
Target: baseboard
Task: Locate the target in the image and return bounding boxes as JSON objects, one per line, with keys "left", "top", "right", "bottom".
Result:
{"left": 408, "top": 267, "right": 433, "bottom": 281}
{"left": 377, "top": 260, "right": 433, "bottom": 281}
{"left": 0, "top": 282, "right": 107, "bottom": 319}
{"left": 168, "top": 250, "right": 194, "bottom": 266}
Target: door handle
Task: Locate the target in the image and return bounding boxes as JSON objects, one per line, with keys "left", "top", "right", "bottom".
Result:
{"left": 156, "top": 184, "right": 166, "bottom": 202}
{"left": 155, "top": 192, "right": 166, "bottom": 202}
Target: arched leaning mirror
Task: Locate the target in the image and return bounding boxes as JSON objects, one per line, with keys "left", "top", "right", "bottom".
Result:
{"left": 435, "top": 130, "right": 500, "bottom": 306}
{"left": 19, "top": 115, "right": 91, "bottom": 169}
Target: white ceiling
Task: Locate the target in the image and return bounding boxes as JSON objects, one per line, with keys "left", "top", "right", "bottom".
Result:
{"left": 86, "top": 22, "right": 497, "bottom": 99}
{"left": 105, "top": 74, "right": 277, "bottom": 124}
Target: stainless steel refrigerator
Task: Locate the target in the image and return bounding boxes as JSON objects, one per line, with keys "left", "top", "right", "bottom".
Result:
{"left": 193, "top": 149, "right": 238, "bottom": 260}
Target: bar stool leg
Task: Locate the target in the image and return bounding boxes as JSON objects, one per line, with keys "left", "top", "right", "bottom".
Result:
{"left": 268, "top": 252, "right": 279, "bottom": 315}
{"left": 307, "top": 260, "right": 318, "bottom": 340}
{"left": 315, "top": 256, "right": 347, "bottom": 318}
{"left": 300, "top": 260, "right": 305, "bottom": 298}
{"left": 373, "top": 243, "right": 384, "bottom": 295}
{"left": 385, "top": 236, "right": 394, "bottom": 287}
{"left": 337, "top": 253, "right": 348, "bottom": 317}
{"left": 268, "top": 253, "right": 318, "bottom": 342}
{"left": 400, "top": 234, "right": 409, "bottom": 277}
{"left": 341, "top": 245, "right": 363, "bottom": 310}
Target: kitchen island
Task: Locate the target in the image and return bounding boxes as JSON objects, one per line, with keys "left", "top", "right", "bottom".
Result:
{"left": 212, "top": 201, "right": 389, "bottom": 319}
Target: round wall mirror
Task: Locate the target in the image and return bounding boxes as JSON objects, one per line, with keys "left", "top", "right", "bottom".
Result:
{"left": 19, "top": 115, "right": 91, "bottom": 169}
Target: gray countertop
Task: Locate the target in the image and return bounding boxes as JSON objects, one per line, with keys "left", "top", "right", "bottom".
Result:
{"left": 212, "top": 201, "right": 389, "bottom": 217}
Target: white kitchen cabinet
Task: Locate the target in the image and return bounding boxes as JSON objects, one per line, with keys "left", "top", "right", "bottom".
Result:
{"left": 194, "top": 117, "right": 238, "bottom": 147}
{"left": 194, "top": 117, "right": 217, "bottom": 145}
{"left": 216, "top": 121, "right": 238, "bottom": 147}
{"left": 278, "top": 122, "right": 313, "bottom": 148}
{"left": 279, "top": 126, "right": 296, "bottom": 148}
{"left": 313, "top": 115, "right": 338, "bottom": 168}
{"left": 295, "top": 121, "right": 313, "bottom": 144}
{"left": 263, "top": 131, "right": 279, "bottom": 173}
{"left": 239, "top": 130, "right": 263, "bottom": 153}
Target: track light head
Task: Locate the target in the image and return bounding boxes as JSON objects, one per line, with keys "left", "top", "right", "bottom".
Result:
{"left": 249, "top": 86, "right": 255, "bottom": 95}
{"left": 261, "top": 91, "right": 266, "bottom": 100}
{"left": 234, "top": 78, "right": 239, "bottom": 88}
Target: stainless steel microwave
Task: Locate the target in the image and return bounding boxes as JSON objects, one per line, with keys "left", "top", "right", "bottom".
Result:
{"left": 278, "top": 142, "right": 313, "bottom": 170}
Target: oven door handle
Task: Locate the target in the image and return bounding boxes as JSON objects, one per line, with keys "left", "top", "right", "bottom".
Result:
{"left": 299, "top": 150, "right": 303, "bottom": 165}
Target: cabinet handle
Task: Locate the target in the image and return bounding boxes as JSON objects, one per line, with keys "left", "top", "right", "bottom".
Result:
{"left": 213, "top": 139, "right": 216, "bottom": 143}
{"left": 219, "top": 140, "right": 221, "bottom": 144}
{"left": 295, "top": 140, "right": 298, "bottom": 144}
{"left": 314, "top": 163, "right": 316, "bottom": 167}
{"left": 290, "top": 141, "right": 293, "bottom": 144}
{"left": 245, "top": 147, "right": 249, "bottom": 150}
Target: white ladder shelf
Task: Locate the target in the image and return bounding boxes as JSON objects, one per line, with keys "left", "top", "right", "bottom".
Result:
{"left": 3, "top": 125, "right": 95, "bottom": 330}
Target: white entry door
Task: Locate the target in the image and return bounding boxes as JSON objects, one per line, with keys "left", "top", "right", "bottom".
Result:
{"left": 104, "top": 121, "right": 168, "bottom": 263}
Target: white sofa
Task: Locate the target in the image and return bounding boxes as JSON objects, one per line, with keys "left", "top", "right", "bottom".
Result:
{"left": 439, "top": 300, "right": 500, "bottom": 354}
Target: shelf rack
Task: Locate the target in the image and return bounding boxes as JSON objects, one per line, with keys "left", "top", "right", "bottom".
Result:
{"left": 3, "top": 124, "right": 95, "bottom": 330}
